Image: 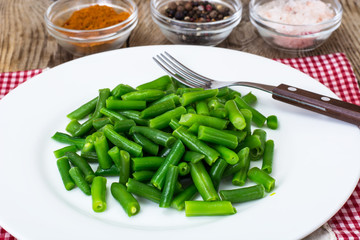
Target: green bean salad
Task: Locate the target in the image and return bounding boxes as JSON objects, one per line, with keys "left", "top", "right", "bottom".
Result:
{"left": 53, "top": 75, "right": 278, "bottom": 217}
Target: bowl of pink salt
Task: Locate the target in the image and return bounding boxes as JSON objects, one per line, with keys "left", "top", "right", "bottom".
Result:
{"left": 249, "top": 0, "right": 342, "bottom": 52}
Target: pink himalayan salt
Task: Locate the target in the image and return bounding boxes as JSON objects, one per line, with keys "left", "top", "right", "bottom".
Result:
{"left": 255, "top": 0, "right": 336, "bottom": 49}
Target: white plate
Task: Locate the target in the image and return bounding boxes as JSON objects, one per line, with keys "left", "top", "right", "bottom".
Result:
{"left": 0, "top": 45, "right": 359, "bottom": 240}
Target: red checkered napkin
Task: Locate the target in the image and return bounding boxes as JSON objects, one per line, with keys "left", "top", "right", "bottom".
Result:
{"left": 0, "top": 53, "right": 359, "bottom": 240}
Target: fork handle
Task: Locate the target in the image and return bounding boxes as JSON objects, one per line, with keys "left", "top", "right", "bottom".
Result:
{"left": 272, "top": 84, "right": 360, "bottom": 126}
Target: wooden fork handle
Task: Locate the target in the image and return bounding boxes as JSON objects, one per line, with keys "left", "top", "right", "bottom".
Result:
{"left": 272, "top": 84, "right": 360, "bottom": 126}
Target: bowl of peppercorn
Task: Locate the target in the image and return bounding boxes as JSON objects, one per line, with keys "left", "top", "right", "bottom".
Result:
{"left": 150, "top": 0, "right": 242, "bottom": 46}
{"left": 45, "top": 0, "right": 138, "bottom": 56}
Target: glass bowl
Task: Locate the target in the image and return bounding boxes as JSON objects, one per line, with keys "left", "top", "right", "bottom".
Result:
{"left": 150, "top": 0, "right": 242, "bottom": 46}
{"left": 45, "top": 0, "right": 138, "bottom": 56}
{"left": 249, "top": 0, "right": 342, "bottom": 52}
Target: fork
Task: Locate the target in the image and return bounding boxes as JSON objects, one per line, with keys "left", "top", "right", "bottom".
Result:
{"left": 153, "top": 52, "right": 360, "bottom": 126}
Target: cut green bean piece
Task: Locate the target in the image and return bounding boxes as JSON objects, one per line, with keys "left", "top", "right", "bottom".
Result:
{"left": 95, "top": 164, "right": 120, "bottom": 176}
{"left": 178, "top": 162, "right": 190, "bottom": 176}
{"left": 106, "top": 99, "right": 146, "bottom": 111}
{"left": 213, "top": 145, "right": 239, "bottom": 165}
{"left": 93, "top": 132, "right": 112, "bottom": 170}
{"left": 66, "top": 120, "right": 81, "bottom": 135}
{"left": 132, "top": 171, "right": 155, "bottom": 182}
{"left": 113, "top": 119, "right": 136, "bottom": 132}
{"left": 250, "top": 129, "right": 266, "bottom": 161}
{"left": 185, "top": 201, "right": 236, "bottom": 216}
{"left": 67, "top": 97, "right": 98, "bottom": 120}
{"left": 171, "top": 184, "right": 198, "bottom": 211}
{"left": 234, "top": 96, "right": 266, "bottom": 127}
{"left": 132, "top": 157, "right": 165, "bottom": 171}
{"left": 103, "top": 125, "right": 143, "bottom": 157}
{"left": 53, "top": 145, "right": 77, "bottom": 158}
{"left": 108, "top": 146, "right": 121, "bottom": 168}
{"left": 91, "top": 176, "right": 107, "bottom": 212}
{"left": 208, "top": 98, "right": 225, "bottom": 111}
{"left": 188, "top": 123, "right": 200, "bottom": 134}
{"left": 225, "top": 100, "right": 246, "bottom": 130}
{"left": 216, "top": 87, "right": 230, "bottom": 97}
{"left": 190, "top": 161, "right": 220, "bottom": 201}
{"left": 247, "top": 167, "right": 275, "bottom": 192}
{"left": 132, "top": 132, "right": 159, "bottom": 156}
{"left": 267, "top": 115, "right": 278, "bottom": 129}
{"left": 118, "top": 110, "right": 149, "bottom": 126}
{"left": 51, "top": 132, "right": 85, "bottom": 150}
{"left": 93, "top": 117, "right": 112, "bottom": 130}
{"left": 198, "top": 125, "right": 238, "bottom": 149}
{"left": 111, "top": 182, "right": 140, "bottom": 217}
{"left": 173, "top": 126, "right": 219, "bottom": 166}
{"left": 140, "top": 98, "right": 176, "bottom": 119}
{"left": 65, "top": 152, "right": 95, "bottom": 183}
{"left": 186, "top": 105, "right": 196, "bottom": 114}
{"left": 130, "top": 126, "right": 176, "bottom": 148}
{"left": 227, "top": 89, "right": 242, "bottom": 100}
{"left": 56, "top": 157, "right": 75, "bottom": 190}
{"left": 223, "top": 130, "right": 247, "bottom": 144}
{"left": 196, "top": 100, "right": 210, "bottom": 116}
{"left": 176, "top": 87, "right": 204, "bottom": 95}
{"left": 121, "top": 89, "right": 165, "bottom": 101}
{"left": 220, "top": 184, "right": 265, "bottom": 203}
{"left": 82, "top": 135, "right": 95, "bottom": 153}
{"left": 149, "top": 106, "right": 187, "bottom": 129}
{"left": 183, "top": 151, "right": 205, "bottom": 163}
{"left": 262, "top": 140, "right": 274, "bottom": 174}
{"left": 209, "top": 158, "right": 228, "bottom": 190}
{"left": 151, "top": 140, "right": 185, "bottom": 190}
{"left": 150, "top": 93, "right": 180, "bottom": 107}
{"left": 126, "top": 178, "right": 162, "bottom": 203}
{"left": 179, "top": 113, "right": 228, "bottom": 130}
{"left": 69, "top": 167, "right": 91, "bottom": 195}
{"left": 81, "top": 151, "right": 98, "bottom": 163}
{"left": 136, "top": 75, "right": 172, "bottom": 91}
{"left": 180, "top": 89, "right": 218, "bottom": 106}
{"left": 119, "top": 150, "right": 131, "bottom": 185}
{"left": 209, "top": 108, "right": 228, "bottom": 119}
{"left": 240, "top": 109, "right": 253, "bottom": 136}
{"left": 160, "top": 165, "right": 179, "bottom": 208}
{"left": 169, "top": 118, "right": 182, "bottom": 130}
{"left": 223, "top": 147, "right": 250, "bottom": 178}
{"left": 111, "top": 84, "right": 136, "bottom": 98}
{"left": 242, "top": 92, "right": 257, "bottom": 105}
{"left": 100, "top": 108, "right": 128, "bottom": 121}
{"left": 232, "top": 147, "right": 251, "bottom": 186}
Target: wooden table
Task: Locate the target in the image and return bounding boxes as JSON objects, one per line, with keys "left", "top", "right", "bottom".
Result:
{"left": 0, "top": 0, "right": 359, "bottom": 84}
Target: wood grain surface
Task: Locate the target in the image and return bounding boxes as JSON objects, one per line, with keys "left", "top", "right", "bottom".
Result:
{"left": 0, "top": 0, "right": 359, "bottom": 84}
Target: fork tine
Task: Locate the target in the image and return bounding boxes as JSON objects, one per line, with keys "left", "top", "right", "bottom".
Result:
{"left": 164, "top": 51, "right": 214, "bottom": 84}
{"left": 159, "top": 53, "right": 210, "bottom": 88}
{"left": 152, "top": 56, "right": 200, "bottom": 89}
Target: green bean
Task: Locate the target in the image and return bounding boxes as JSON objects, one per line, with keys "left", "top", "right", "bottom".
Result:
{"left": 176, "top": 87, "right": 204, "bottom": 95}
{"left": 67, "top": 97, "right": 98, "bottom": 120}
{"left": 113, "top": 119, "right": 136, "bottom": 132}
{"left": 91, "top": 176, "right": 107, "bottom": 212}
{"left": 208, "top": 98, "right": 225, "bottom": 110}
{"left": 81, "top": 135, "right": 95, "bottom": 153}
{"left": 159, "top": 147, "right": 172, "bottom": 158}
{"left": 188, "top": 123, "right": 200, "bottom": 134}
{"left": 178, "top": 162, "right": 190, "bottom": 176}
{"left": 223, "top": 147, "right": 250, "bottom": 178}
{"left": 171, "top": 184, "right": 198, "bottom": 211}
{"left": 209, "top": 108, "right": 228, "bottom": 119}
{"left": 129, "top": 126, "right": 176, "bottom": 148}
{"left": 132, "top": 171, "right": 155, "bottom": 182}
{"left": 53, "top": 145, "right": 77, "bottom": 158}
{"left": 247, "top": 167, "right": 275, "bottom": 192}
{"left": 169, "top": 118, "right": 182, "bottom": 130}
{"left": 150, "top": 93, "right": 180, "bottom": 106}
{"left": 106, "top": 99, "right": 146, "bottom": 111}
{"left": 93, "top": 117, "right": 112, "bottom": 130}
{"left": 93, "top": 132, "right": 112, "bottom": 170}
{"left": 196, "top": 100, "right": 210, "bottom": 116}
{"left": 149, "top": 106, "right": 187, "bottom": 129}
{"left": 216, "top": 87, "right": 230, "bottom": 98}
{"left": 95, "top": 164, "right": 120, "bottom": 176}
{"left": 267, "top": 115, "right": 278, "bottom": 129}
{"left": 172, "top": 126, "right": 219, "bottom": 166}
{"left": 223, "top": 130, "right": 247, "bottom": 143}
{"left": 56, "top": 157, "right": 75, "bottom": 190}
{"left": 140, "top": 98, "right": 176, "bottom": 119}
{"left": 180, "top": 89, "right": 218, "bottom": 106}
{"left": 65, "top": 152, "right": 95, "bottom": 183}
{"left": 232, "top": 147, "right": 251, "bottom": 186}
{"left": 69, "top": 167, "right": 91, "bottom": 195}
{"left": 219, "top": 184, "right": 265, "bottom": 203}
{"left": 250, "top": 129, "right": 266, "bottom": 161}
{"left": 242, "top": 92, "right": 257, "bottom": 105}
{"left": 66, "top": 120, "right": 81, "bottom": 135}
{"left": 183, "top": 151, "right": 205, "bottom": 163}
{"left": 81, "top": 151, "right": 98, "bottom": 163}
{"left": 151, "top": 140, "right": 185, "bottom": 190}
{"left": 213, "top": 145, "right": 239, "bottom": 165}
{"left": 111, "top": 83, "right": 136, "bottom": 98}
{"left": 100, "top": 108, "right": 128, "bottom": 121}
{"left": 190, "top": 161, "right": 219, "bottom": 201}
{"left": 132, "top": 157, "right": 165, "bottom": 171}
{"left": 159, "top": 165, "right": 179, "bottom": 208}
{"left": 225, "top": 100, "right": 246, "bottom": 131}
{"left": 185, "top": 201, "right": 236, "bottom": 216}
{"left": 108, "top": 146, "right": 121, "bottom": 168}
{"left": 111, "top": 182, "right": 140, "bottom": 217}
{"left": 119, "top": 150, "right": 131, "bottom": 185}
{"left": 51, "top": 132, "right": 85, "bottom": 150}
{"left": 234, "top": 96, "right": 266, "bottom": 127}
{"left": 237, "top": 134, "right": 261, "bottom": 156}
{"left": 198, "top": 125, "right": 238, "bottom": 149}
{"left": 136, "top": 75, "right": 172, "bottom": 91}
{"left": 209, "top": 158, "right": 228, "bottom": 190}
{"left": 240, "top": 109, "right": 253, "bottom": 136}
{"left": 126, "top": 178, "right": 162, "bottom": 203}
{"left": 227, "top": 89, "right": 242, "bottom": 100}
{"left": 121, "top": 89, "right": 165, "bottom": 101}
{"left": 118, "top": 110, "right": 149, "bottom": 126}
{"left": 132, "top": 132, "right": 159, "bottom": 156}
{"left": 103, "top": 124, "right": 143, "bottom": 157}
{"left": 179, "top": 113, "right": 228, "bottom": 130}
{"left": 261, "top": 140, "right": 274, "bottom": 174}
